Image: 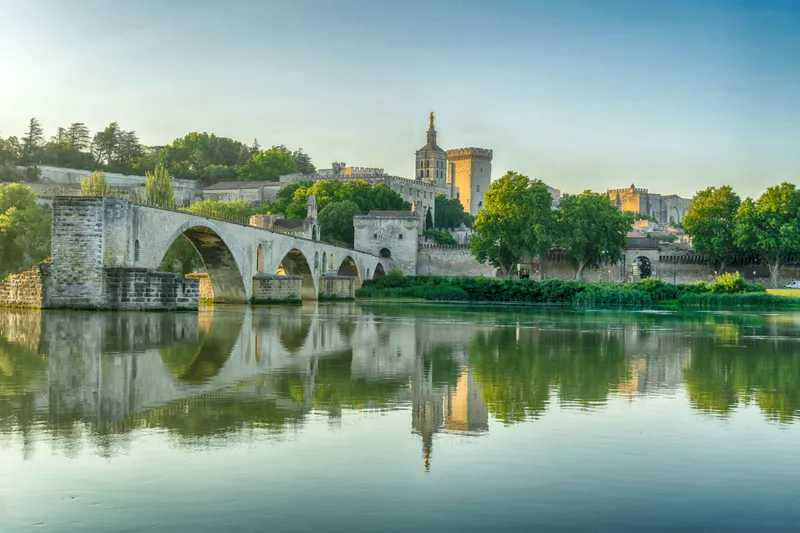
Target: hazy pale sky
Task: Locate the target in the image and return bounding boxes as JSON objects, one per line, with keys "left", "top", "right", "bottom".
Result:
{"left": 0, "top": 0, "right": 798, "bottom": 197}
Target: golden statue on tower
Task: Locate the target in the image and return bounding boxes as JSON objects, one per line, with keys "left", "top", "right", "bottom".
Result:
{"left": 429, "top": 111, "right": 435, "bottom": 129}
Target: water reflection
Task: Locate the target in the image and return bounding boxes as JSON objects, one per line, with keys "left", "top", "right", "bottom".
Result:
{"left": 1, "top": 306, "right": 800, "bottom": 465}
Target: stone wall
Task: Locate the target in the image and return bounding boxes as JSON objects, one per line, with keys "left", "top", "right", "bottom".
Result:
{"left": 185, "top": 273, "right": 214, "bottom": 303}
{"left": 0, "top": 261, "right": 51, "bottom": 308}
{"left": 416, "top": 244, "right": 497, "bottom": 277}
{"left": 252, "top": 274, "right": 302, "bottom": 302}
{"left": 320, "top": 275, "right": 355, "bottom": 299}
{"left": 48, "top": 196, "right": 106, "bottom": 308}
{"left": 103, "top": 268, "right": 198, "bottom": 310}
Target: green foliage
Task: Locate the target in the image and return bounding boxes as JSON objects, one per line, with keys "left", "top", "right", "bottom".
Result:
{"left": 356, "top": 275, "right": 768, "bottom": 307}
{"left": 80, "top": 171, "right": 110, "bottom": 196}
{"left": 677, "top": 293, "right": 800, "bottom": 308}
{"left": 470, "top": 171, "right": 555, "bottom": 277}
{"left": 265, "top": 179, "right": 409, "bottom": 219}
{"left": 3, "top": 123, "right": 315, "bottom": 185}
{"left": 423, "top": 229, "right": 456, "bottom": 245}
{"left": 183, "top": 199, "right": 257, "bottom": 221}
{"left": 387, "top": 268, "right": 405, "bottom": 278}
{"left": 425, "top": 208, "right": 434, "bottom": 230}
{"left": 707, "top": 272, "right": 764, "bottom": 294}
{"left": 144, "top": 166, "right": 176, "bottom": 208}
{"left": 434, "top": 194, "right": 472, "bottom": 228}
{"left": 237, "top": 145, "right": 299, "bottom": 182}
{"left": 734, "top": 183, "right": 800, "bottom": 287}
{"left": 0, "top": 184, "right": 51, "bottom": 278}
{"left": 0, "top": 165, "right": 39, "bottom": 183}
{"left": 556, "top": 191, "right": 632, "bottom": 280}
{"left": 158, "top": 235, "right": 203, "bottom": 276}
{"left": 682, "top": 185, "right": 741, "bottom": 270}
{"left": 318, "top": 200, "right": 361, "bottom": 246}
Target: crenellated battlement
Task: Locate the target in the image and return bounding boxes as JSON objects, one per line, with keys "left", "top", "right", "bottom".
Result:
{"left": 446, "top": 147, "right": 493, "bottom": 160}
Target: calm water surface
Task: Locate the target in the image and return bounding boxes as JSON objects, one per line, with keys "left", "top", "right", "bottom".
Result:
{"left": 1, "top": 304, "right": 799, "bottom": 532}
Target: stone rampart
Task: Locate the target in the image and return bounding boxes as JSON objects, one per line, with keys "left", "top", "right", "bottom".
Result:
{"left": 0, "top": 261, "right": 51, "bottom": 308}
{"left": 416, "top": 245, "right": 497, "bottom": 277}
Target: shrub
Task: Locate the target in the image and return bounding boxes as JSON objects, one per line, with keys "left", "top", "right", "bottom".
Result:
{"left": 387, "top": 268, "right": 405, "bottom": 278}
{"left": 707, "top": 272, "right": 764, "bottom": 294}
{"left": 677, "top": 293, "right": 799, "bottom": 308}
{"left": 423, "top": 229, "right": 457, "bottom": 245}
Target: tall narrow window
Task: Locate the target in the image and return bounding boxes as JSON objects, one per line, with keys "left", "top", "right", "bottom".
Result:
{"left": 134, "top": 240, "right": 140, "bottom": 262}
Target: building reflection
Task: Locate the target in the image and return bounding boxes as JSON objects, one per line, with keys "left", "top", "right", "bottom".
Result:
{"left": 1, "top": 306, "right": 799, "bottom": 462}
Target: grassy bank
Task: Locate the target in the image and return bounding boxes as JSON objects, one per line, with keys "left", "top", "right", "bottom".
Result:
{"left": 355, "top": 273, "right": 791, "bottom": 308}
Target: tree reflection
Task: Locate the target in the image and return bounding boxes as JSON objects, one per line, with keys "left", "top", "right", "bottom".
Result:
{"left": 684, "top": 335, "right": 800, "bottom": 422}
{"left": 468, "top": 326, "right": 628, "bottom": 424}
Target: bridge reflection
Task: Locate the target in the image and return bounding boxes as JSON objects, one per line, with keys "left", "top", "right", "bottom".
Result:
{"left": 1, "top": 307, "right": 799, "bottom": 465}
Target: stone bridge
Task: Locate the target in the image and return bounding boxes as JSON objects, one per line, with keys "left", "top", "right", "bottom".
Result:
{"left": 48, "top": 196, "right": 391, "bottom": 308}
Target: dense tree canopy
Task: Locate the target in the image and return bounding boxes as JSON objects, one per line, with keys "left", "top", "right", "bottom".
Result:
{"left": 1, "top": 119, "right": 317, "bottom": 187}
{"left": 236, "top": 145, "right": 298, "bottom": 182}
{"left": 734, "top": 182, "right": 800, "bottom": 287}
{"left": 556, "top": 191, "right": 632, "bottom": 280}
{"left": 0, "top": 184, "right": 51, "bottom": 278}
{"left": 682, "top": 185, "right": 741, "bottom": 271}
{"left": 318, "top": 200, "right": 362, "bottom": 246}
{"left": 434, "top": 194, "right": 471, "bottom": 228}
{"left": 470, "top": 172, "right": 555, "bottom": 277}
{"left": 266, "top": 179, "right": 410, "bottom": 219}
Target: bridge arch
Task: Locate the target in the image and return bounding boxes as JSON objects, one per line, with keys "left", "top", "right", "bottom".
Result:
{"left": 275, "top": 247, "right": 317, "bottom": 300}
{"left": 374, "top": 263, "right": 386, "bottom": 278}
{"left": 156, "top": 222, "right": 248, "bottom": 303}
{"left": 337, "top": 256, "right": 362, "bottom": 287}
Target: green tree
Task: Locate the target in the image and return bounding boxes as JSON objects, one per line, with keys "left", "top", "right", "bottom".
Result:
{"left": 292, "top": 149, "right": 316, "bottom": 175}
{"left": 144, "top": 166, "right": 176, "bottom": 208}
{"left": 158, "top": 236, "right": 203, "bottom": 276}
{"left": 66, "top": 123, "right": 91, "bottom": 152}
{"left": 425, "top": 208, "right": 433, "bottom": 230}
{"left": 183, "top": 198, "right": 256, "bottom": 221}
{"left": 682, "top": 185, "right": 741, "bottom": 271}
{"left": 80, "top": 171, "right": 110, "bottom": 196}
{"left": 20, "top": 118, "right": 44, "bottom": 164}
{"left": 556, "top": 191, "right": 632, "bottom": 280}
{"left": 423, "top": 229, "right": 456, "bottom": 245}
{"left": 734, "top": 182, "right": 800, "bottom": 287}
{"left": 0, "top": 184, "right": 51, "bottom": 277}
{"left": 434, "top": 193, "right": 471, "bottom": 228}
{"left": 318, "top": 200, "right": 361, "bottom": 246}
{"left": 155, "top": 132, "right": 249, "bottom": 182}
{"left": 237, "top": 145, "right": 298, "bottom": 182}
{"left": 470, "top": 171, "right": 554, "bottom": 277}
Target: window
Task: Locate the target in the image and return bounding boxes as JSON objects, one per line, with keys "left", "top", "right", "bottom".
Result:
{"left": 134, "top": 240, "right": 140, "bottom": 262}
{"left": 476, "top": 184, "right": 480, "bottom": 192}
{"left": 426, "top": 170, "right": 429, "bottom": 178}
{"left": 373, "top": 233, "right": 378, "bottom": 239}
{"left": 478, "top": 201, "right": 483, "bottom": 207}
{"left": 399, "top": 233, "right": 403, "bottom": 239}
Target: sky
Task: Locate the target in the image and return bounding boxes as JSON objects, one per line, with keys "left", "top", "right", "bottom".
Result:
{"left": 0, "top": 0, "right": 798, "bottom": 198}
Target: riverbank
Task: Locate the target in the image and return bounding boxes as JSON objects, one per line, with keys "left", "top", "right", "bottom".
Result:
{"left": 355, "top": 275, "right": 800, "bottom": 309}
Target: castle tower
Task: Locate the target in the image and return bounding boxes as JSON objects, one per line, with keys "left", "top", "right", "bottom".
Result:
{"left": 446, "top": 148, "right": 493, "bottom": 216}
{"left": 415, "top": 112, "right": 448, "bottom": 188}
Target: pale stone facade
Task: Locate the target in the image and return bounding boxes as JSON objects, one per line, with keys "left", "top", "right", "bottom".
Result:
{"left": 353, "top": 210, "right": 423, "bottom": 275}
{"left": 608, "top": 184, "right": 691, "bottom": 225}
{"left": 446, "top": 148, "right": 493, "bottom": 216}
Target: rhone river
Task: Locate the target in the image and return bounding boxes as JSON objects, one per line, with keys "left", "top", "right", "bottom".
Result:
{"left": 1, "top": 304, "right": 799, "bottom": 532}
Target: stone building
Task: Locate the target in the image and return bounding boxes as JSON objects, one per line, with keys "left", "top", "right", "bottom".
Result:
{"left": 203, "top": 181, "right": 281, "bottom": 205}
{"left": 608, "top": 184, "right": 691, "bottom": 225}
{"left": 250, "top": 195, "right": 320, "bottom": 240}
{"left": 353, "top": 209, "right": 424, "bottom": 274}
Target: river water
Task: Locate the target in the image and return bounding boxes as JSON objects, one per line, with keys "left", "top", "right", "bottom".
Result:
{"left": 1, "top": 304, "right": 799, "bottom": 532}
